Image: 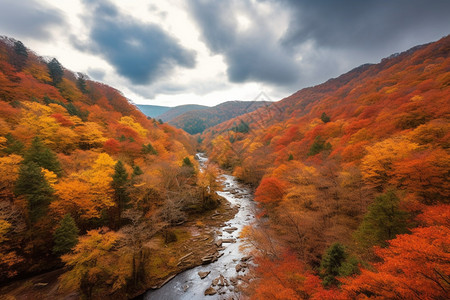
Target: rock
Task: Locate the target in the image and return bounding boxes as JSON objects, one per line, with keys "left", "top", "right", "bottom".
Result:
{"left": 212, "top": 277, "right": 220, "bottom": 286}
{"left": 179, "top": 252, "right": 193, "bottom": 261}
{"left": 241, "top": 255, "right": 253, "bottom": 261}
{"left": 236, "top": 263, "right": 248, "bottom": 272}
{"left": 34, "top": 282, "right": 48, "bottom": 287}
{"left": 202, "top": 255, "right": 214, "bottom": 264}
{"left": 230, "top": 277, "right": 238, "bottom": 286}
{"left": 221, "top": 238, "right": 236, "bottom": 243}
{"left": 198, "top": 271, "right": 211, "bottom": 279}
{"left": 204, "top": 287, "right": 217, "bottom": 296}
{"left": 223, "top": 227, "right": 238, "bottom": 233}
{"left": 235, "top": 263, "right": 243, "bottom": 272}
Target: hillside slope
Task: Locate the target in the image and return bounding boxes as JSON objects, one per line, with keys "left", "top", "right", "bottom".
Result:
{"left": 203, "top": 35, "right": 450, "bottom": 298}
{"left": 170, "top": 100, "right": 271, "bottom": 134}
{"left": 158, "top": 104, "right": 209, "bottom": 122}
{"left": 0, "top": 36, "right": 225, "bottom": 299}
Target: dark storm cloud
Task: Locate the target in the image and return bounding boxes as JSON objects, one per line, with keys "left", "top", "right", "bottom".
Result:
{"left": 278, "top": 0, "right": 450, "bottom": 53}
{"left": 187, "top": 0, "right": 301, "bottom": 86}
{"left": 188, "top": 0, "right": 450, "bottom": 89}
{"left": 0, "top": 0, "right": 65, "bottom": 40}
{"left": 77, "top": 0, "right": 196, "bottom": 85}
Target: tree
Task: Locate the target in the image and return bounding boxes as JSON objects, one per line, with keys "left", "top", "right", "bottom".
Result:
{"left": 247, "top": 252, "right": 326, "bottom": 300}
{"left": 142, "top": 142, "right": 157, "bottom": 155}
{"left": 23, "top": 136, "right": 62, "bottom": 176}
{"left": 307, "top": 135, "right": 332, "bottom": 156}
{"left": 53, "top": 214, "right": 79, "bottom": 255}
{"left": 1, "top": 133, "right": 24, "bottom": 155}
{"left": 76, "top": 72, "right": 88, "bottom": 94}
{"left": 254, "top": 177, "right": 287, "bottom": 205}
{"left": 320, "top": 243, "right": 347, "bottom": 287}
{"left": 343, "top": 225, "right": 450, "bottom": 299}
{"left": 15, "top": 161, "right": 53, "bottom": 225}
{"left": 47, "top": 58, "right": 64, "bottom": 85}
{"left": 354, "top": 190, "right": 409, "bottom": 250}
{"left": 360, "top": 137, "right": 418, "bottom": 191}
{"left": 60, "top": 229, "right": 130, "bottom": 299}
{"left": 182, "top": 157, "right": 193, "bottom": 167}
{"left": 321, "top": 112, "right": 331, "bottom": 123}
{"left": 11, "top": 40, "right": 28, "bottom": 71}
{"left": 111, "top": 161, "right": 129, "bottom": 229}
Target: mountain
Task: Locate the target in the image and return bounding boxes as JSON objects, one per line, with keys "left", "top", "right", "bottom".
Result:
{"left": 0, "top": 36, "right": 226, "bottom": 298}
{"left": 170, "top": 100, "right": 271, "bottom": 134}
{"left": 135, "top": 104, "right": 171, "bottom": 118}
{"left": 158, "top": 104, "right": 209, "bottom": 122}
{"left": 202, "top": 36, "right": 449, "bottom": 298}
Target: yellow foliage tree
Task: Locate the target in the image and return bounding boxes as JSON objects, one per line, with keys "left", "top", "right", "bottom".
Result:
{"left": 60, "top": 229, "right": 131, "bottom": 298}
{"left": 360, "top": 137, "right": 419, "bottom": 190}
{"left": 119, "top": 116, "right": 148, "bottom": 137}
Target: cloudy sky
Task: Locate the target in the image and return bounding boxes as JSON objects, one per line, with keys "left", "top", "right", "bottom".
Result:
{"left": 0, "top": 0, "right": 449, "bottom": 106}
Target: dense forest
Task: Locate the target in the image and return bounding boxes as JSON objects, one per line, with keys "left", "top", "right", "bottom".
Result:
{"left": 0, "top": 32, "right": 449, "bottom": 300}
{"left": 202, "top": 36, "right": 450, "bottom": 299}
{"left": 0, "top": 36, "right": 228, "bottom": 299}
{"left": 169, "top": 101, "right": 270, "bottom": 134}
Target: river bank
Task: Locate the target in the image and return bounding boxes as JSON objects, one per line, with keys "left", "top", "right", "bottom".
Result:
{"left": 140, "top": 170, "right": 257, "bottom": 299}
{"left": 0, "top": 154, "right": 255, "bottom": 300}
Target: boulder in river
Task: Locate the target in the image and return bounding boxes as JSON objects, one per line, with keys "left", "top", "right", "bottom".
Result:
{"left": 221, "top": 238, "right": 236, "bottom": 243}
{"left": 204, "top": 287, "right": 217, "bottom": 296}
{"left": 198, "top": 271, "right": 210, "bottom": 279}
{"left": 223, "top": 227, "right": 238, "bottom": 233}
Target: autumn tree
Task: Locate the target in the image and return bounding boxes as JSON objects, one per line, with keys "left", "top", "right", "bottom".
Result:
{"left": 247, "top": 252, "right": 326, "bottom": 300}
{"left": 360, "top": 137, "right": 418, "bottom": 191}
{"left": 343, "top": 224, "right": 450, "bottom": 299}
{"left": 354, "top": 190, "right": 409, "bottom": 250}
{"left": 53, "top": 213, "right": 79, "bottom": 255}
{"left": 197, "top": 163, "right": 221, "bottom": 210}
{"left": 60, "top": 229, "right": 130, "bottom": 299}
{"left": 254, "top": 177, "right": 287, "bottom": 205}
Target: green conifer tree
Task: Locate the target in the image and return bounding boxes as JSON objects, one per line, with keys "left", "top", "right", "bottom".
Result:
{"left": 354, "top": 190, "right": 409, "bottom": 249}
{"left": 320, "top": 242, "right": 347, "bottom": 287}
{"left": 47, "top": 58, "right": 64, "bottom": 85}
{"left": 53, "top": 214, "right": 79, "bottom": 255}
{"left": 15, "top": 161, "right": 53, "bottom": 225}
{"left": 23, "top": 137, "right": 62, "bottom": 176}
{"left": 111, "top": 161, "right": 129, "bottom": 229}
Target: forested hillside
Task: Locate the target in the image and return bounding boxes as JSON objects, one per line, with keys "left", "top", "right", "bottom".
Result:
{"left": 158, "top": 104, "right": 208, "bottom": 122}
{"left": 170, "top": 100, "right": 270, "bottom": 134}
{"left": 203, "top": 35, "right": 450, "bottom": 299}
{"left": 0, "top": 36, "right": 227, "bottom": 298}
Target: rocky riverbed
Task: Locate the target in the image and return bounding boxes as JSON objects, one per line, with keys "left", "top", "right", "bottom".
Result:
{"left": 140, "top": 155, "right": 257, "bottom": 300}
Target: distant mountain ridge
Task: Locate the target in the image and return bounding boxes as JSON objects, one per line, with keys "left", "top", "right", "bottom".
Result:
{"left": 159, "top": 104, "right": 209, "bottom": 122}
{"left": 170, "top": 100, "right": 271, "bottom": 134}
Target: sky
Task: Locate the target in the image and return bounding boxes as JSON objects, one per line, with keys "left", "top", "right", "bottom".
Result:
{"left": 0, "top": 0, "right": 449, "bottom": 107}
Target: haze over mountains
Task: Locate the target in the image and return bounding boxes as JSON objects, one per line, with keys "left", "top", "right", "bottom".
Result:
{"left": 137, "top": 101, "right": 270, "bottom": 134}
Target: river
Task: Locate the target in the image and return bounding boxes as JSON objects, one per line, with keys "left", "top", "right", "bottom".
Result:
{"left": 141, "top": 153, "right": 257, "bottom": 299}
